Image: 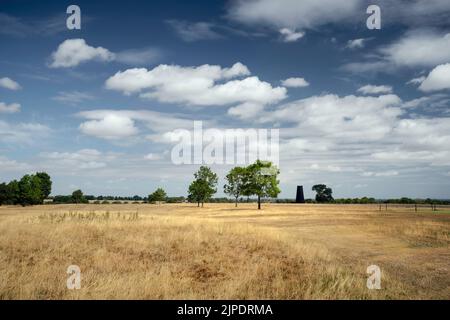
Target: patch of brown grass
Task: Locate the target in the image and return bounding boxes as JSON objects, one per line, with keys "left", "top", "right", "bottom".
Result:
{"left": 0, "top": 203, "right": 448, "bottom": 299}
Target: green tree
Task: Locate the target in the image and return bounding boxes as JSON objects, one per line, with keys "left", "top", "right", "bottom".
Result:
{"left": 224, "top": 166, "right": 247, "bottom": 207}
{"left": 53, "top": 195, "right": 72, "bottom": 204}
{"left": 6, "top": 180, "right": 20, "bottom": 205}
{"left": 18, "top": 174, "right": 43, "bottom": 206}
{"left": 71, "top": 189, "right": 87, "bottom": 204}
{"left": 148, "top": 187, "right": 167, "bottom": 202}
{"left": 312, "top": 184, "right": 334, "bottom": 203}
{"left": 245, "top": 160, "right": 281, "bottom": 210}
{"left": 0, "top": 183, "right": 8, "bottom": 205}
{"left": 35, "top": 172, "right": 52, "bottom": 200}
{"left": 188, "top": 179, "right": 204, "bottom": 207}
{"left": 188, "top": 166, "right": 218, "bottom": 207}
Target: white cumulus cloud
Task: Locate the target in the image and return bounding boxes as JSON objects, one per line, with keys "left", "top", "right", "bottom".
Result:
{"left": 258, "top": 94, "right": 403, "bottom": 142}
{"left": 343, "top": 30, "right": 450, "bottom": 73}
{"left": 228, "top": 1, "right": 450, "bottom": 38}
{"left": 357, "top": 85, "right": 393, "bottom": 95}
{"left": 380, "top": 30, "right": 450, "bottom": 68}
{"left": 279, "top": 28, "right": 304, "bottom": 42}
{"left": 105, "top": 62, "right": 286, "bottom": 108}
{"left": 407, "top": 76, "right": 426, "bottom": 86}
{"left": 0, "top": 77, "right": 21, "bottom": 90}
{"left": 418, "top": 63, "right": 450, "bottom": 92}
{"left": 281, "top": 77, "right": 309, "bottom": 88}
{"left": 0, "top": 102, "right": 21, "bottom": 113}
{"left": 228, "top": 0, "right": 360, "bottom": 30}
{"left": 50, "top": 39, "right": 115, "bottom": 68}
{"left": 346, "top": 38, "right": 366, "bottom": 49}
{"left": 79, "top": 114, "right": 138, "bottom": 140}
{"left": 77, "top": 110, "right": 196, "bottom": 142}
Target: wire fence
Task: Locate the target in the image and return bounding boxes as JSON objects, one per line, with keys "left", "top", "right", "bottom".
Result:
{"left": 375, "top": 203, "right": 450, "bottom": 212}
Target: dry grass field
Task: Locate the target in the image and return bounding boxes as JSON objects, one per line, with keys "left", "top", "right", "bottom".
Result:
{"left": 0, "top": 203, "right": 449, "bottom": 300}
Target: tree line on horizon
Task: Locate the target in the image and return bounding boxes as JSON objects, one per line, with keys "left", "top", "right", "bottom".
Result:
{"left": 1, "top": 169, "right": 449, "bottom": 207}
{"left": 0, "top": 172, "right": 52, "bottom": 206}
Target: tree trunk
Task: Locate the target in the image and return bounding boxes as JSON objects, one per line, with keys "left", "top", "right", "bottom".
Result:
{"left": 258, "top": 195, "right": 261, "bottom": 210}
{"left": 235, "top": 196, "right": 238, "bottom": 207}
{"left": 201, "top": 202, "right": 204, "bottom": 207}
{"left": 197, "top": 201, "right": 200, "bottom": 207}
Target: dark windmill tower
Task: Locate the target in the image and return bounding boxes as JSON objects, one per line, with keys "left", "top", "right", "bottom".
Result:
{"left": 296, "top": 186, "right": 305, "bottom": 203}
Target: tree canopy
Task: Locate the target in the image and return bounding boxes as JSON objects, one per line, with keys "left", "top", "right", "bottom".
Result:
{"left": 0, "top": 173, "right": 53, "bottom": 206}
{"left": 0, "top": 183, "right": 8, "bottom": 205}
{"left": 18, "top": 174, "right": 43, "bottom": 206}
{"left": 35, "top": 172, "right": 52, "bottom": 199}
{"left": 71, "top": 189, "right": 88, "bottom": 204}
{"left": 245, "top": 160, "right": 281, "bottom": 209}
{"left": 148, "top": 187, "right": 167, "bottom": 202}
{"left": 312, "top": 184, "right": 334, "bottom": 203}
{"left": 223, "top": 160, "right": 280, "bottom": 210}
{"left": 188, "top": 166, "right": 218, "bottom": 207}
{"left": 224, "top": 166, "right": 247, "bottom": 207}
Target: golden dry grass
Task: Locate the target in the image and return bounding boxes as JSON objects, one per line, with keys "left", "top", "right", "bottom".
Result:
{"left": 0, "top": 203, "right": 449, "bottom": 299}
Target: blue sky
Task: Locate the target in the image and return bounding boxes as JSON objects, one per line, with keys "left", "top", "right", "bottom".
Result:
{"left": 1, "top": 0, "right": 450, "bottom": 199}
